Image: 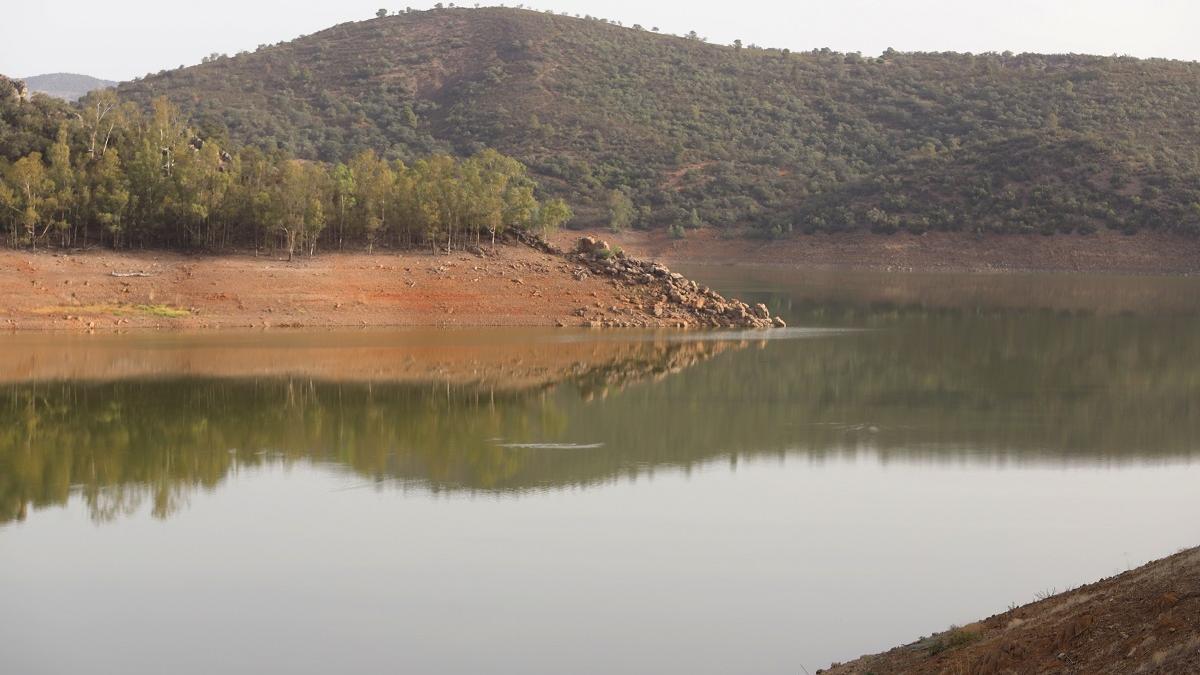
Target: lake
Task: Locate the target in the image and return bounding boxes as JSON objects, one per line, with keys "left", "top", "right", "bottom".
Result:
{"left": 3, "top": 267, "right": 1199, "bottom": 674}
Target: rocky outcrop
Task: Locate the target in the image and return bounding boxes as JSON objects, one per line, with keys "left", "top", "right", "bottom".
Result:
{"left": 557, "top": 235, "right": 785, "bottom": 329}
{"left": 511, "top": 228, "right": 564, "bottom": 255}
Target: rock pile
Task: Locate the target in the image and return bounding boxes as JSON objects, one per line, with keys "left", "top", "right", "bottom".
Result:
{"left": 565, "top": 236, "right": 786, "bottom": 329}
{"left": 510, "top": 229, "right": 564, "bottom": 256}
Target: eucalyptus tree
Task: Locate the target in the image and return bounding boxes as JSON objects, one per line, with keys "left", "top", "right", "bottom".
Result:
{"left": 347, "top": 150, "right": 394, "bottom": 253}
{"left": 3, "top": 153, "right": 50, "bottom": 247}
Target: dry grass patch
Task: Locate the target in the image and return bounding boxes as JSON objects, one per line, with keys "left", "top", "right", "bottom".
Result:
{"left": 32, "top": 304, "right": 191, "bottom": 319}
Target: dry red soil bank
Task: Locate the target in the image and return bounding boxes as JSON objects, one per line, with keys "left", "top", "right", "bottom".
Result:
{"left": 0, "top": 243, "right": 728, "bottom": 331}
{"left": 822, "top": 547, "right": 1200, "bottom": 674}
{"left": 554, "top": 228, "right": 1200, "bottom": 274}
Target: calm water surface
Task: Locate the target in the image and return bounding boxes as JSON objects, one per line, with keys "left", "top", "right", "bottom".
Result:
{"left": 3, "top": 268, "right": 1200, "bottom": 673}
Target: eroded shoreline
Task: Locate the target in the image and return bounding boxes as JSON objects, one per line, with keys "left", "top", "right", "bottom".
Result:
{"left": 0, "top": 236, "right": 782, "bottom": 332}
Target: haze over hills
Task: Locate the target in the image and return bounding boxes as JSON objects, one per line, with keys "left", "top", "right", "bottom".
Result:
{"left": 23, "top": 73, "right": 116, "bottom": 101}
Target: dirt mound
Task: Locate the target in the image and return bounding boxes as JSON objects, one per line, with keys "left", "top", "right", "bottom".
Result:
{"left": 821, "top": 547, "right": 1200, "bottom": 674}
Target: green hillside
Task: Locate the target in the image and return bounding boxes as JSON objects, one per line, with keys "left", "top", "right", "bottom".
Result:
{"left": 109, "top": 6, "right": 1200, "bottom": 235}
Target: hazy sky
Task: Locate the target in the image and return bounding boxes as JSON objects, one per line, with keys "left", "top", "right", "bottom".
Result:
{"left": 4, "top": 0, "right": 1198, "bottom": 82}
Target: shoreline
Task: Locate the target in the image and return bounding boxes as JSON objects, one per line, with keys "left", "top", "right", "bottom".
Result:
{"left": 0, "top": 236, "right": 782, "bottom": 332}
{"left": 821, "top": 545, "right": 1200, "bottom": 673}
{"left": 5, "top": 229, "right": 1199, "bottom": 332}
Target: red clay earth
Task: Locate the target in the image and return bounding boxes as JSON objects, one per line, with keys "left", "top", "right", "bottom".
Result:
{"left": 0, "top": 238, "right": 770, "bottom": 331}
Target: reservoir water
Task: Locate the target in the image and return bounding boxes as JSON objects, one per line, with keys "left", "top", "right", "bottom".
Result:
{"left": 3, "top": 268, "right": 1199, "bottom": 673}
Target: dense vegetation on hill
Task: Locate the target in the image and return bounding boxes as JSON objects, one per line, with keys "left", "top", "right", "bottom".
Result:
{"left": 5, "top": 7, "right": 1200, "bottom": 243}
{"left": 0, "top": 75, "right": 570, "bottom": 252}
{"left": 22, "top": 73, "right": 116, "bottom": 101}
{"left": 103, "top": 6, "right": 1200, "bottom": 236}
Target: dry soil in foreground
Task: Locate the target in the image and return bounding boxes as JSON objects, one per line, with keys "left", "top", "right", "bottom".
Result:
{"left": 822, "top": 547, "right": 1200, "bottom": 674}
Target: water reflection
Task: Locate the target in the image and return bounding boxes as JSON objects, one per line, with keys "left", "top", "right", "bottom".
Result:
{"left": 1, "top": 332, "right": 745, "bottom": 524}
{"left": 4, "top": 279, "right": 1200, "bottom": 525}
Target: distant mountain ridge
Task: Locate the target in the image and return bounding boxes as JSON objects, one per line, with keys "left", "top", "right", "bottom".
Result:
{"left": 23, "top": 73, "right": 116, "bottom": 101}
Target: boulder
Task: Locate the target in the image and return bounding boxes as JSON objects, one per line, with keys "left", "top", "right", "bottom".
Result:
{"left": 753, "top": 303, "right": 771, "bottom": 319}
{"left": 724, "top": 304, "right": 748, "bottom": 320}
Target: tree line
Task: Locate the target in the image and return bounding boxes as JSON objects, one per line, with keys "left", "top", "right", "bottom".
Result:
{"left": 0, "top": 91, "right": 572, "bottom": 256}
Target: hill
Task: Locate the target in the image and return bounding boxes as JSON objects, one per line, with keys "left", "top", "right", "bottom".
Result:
{"left": 23, "top": 73, "right": 116, "bottom": 101}
{"left": 111, "top": 6, "right": 1200, "bottom": 236}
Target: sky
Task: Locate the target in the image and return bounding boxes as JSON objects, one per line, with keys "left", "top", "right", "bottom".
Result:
{"left": 3, "top": 0, "right": 1198, "bottom": 82}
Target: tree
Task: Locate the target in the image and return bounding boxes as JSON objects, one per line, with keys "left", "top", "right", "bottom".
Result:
{"left": 76, "top": 89, "right": 120, "bottom": 159}
{"left": 0, "top": 168, "right": 17, "bottom": 247}
{"left": 273, "top": 160, "right": 329, "bottom": 260}
{"left": 299, "top": 165, "right": 331, "bottom": 256}
{"left": 84, "top": 149, "right": 130, "bottom": 248}
{"left": 171, "top": 139, "right": 230, "bottom": 248}
{"left": 412, "top": 154, "right": 462, "bottom": 252}
{"left": 536, "top": 198, "right": 572, "bottom": 234}
{"left": 347, "top": 150, "right": 394, "bottom": 253}
{"left": 121, "top": 98, "right": 191, "bottom": 245}
{"left": 501, "top": 183, "right": 536, "bottom": 238}
{"left": 376, "top": 8, "right": 388, "bottom": 18}
{"left": 4, "top": 154, "right": 51, "bottom": 248}
{"left": 461, "top": 150, "right": 506, "bottom": 248}
{"left": 607, "top": 189, "right": 634, "bottom": 232}
{"left": 45, "top": 127, "right": 76, "bottom": 246}
{"left": 331, "top": 163, "right": 356, "bottom": 249}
